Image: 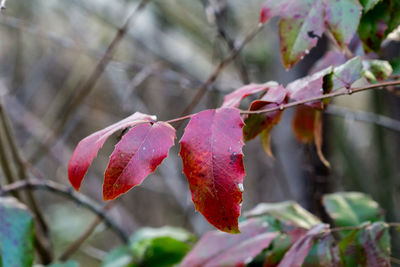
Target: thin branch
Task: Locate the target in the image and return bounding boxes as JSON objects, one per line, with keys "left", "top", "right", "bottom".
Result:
{"left": 167, "top": 80, "right": 400, "bottom": 125}
{"left": 0, "top": 179, "right": 130, "bottom": 244}
{"left": 178, "top": 22, "right": 265, "bottom": 120}
{"left": 329, "top": 222, "right": 400, "bottom": 233}
{"left": 326, "top": 104, "right": 400, "bottom": 133}
{"left": 201, "top": 0, "right": 250, "bottom": 84}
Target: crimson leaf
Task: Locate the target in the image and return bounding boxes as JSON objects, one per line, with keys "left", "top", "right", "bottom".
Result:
{"left": 103, "top": 121, "right": 176, "bottom": 200}
{"left": 68, "top": 112, "right": 155, "bottom": 191}
{"left": 179, "top": 108, "right": 245, "bottom": 233}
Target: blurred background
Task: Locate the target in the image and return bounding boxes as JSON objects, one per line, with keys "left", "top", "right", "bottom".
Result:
{"left": 0, "top": 0, "right": 399, "bottom": 265}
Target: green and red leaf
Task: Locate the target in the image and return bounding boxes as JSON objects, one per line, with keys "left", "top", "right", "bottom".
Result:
{"left": 68, "top": 112, "right": 156, "bottom": 191}
{"left": 103, "top": 122, "right": 176, "bottom": 200}
{"left": 324, "top": 0, "right": 362, "bottom": 48}
{"left": 260, "top": 0, "right": 361, "bottom": 68}
{"left": 277, "top": 224, "right": 328, "bottom": 267}
{"left": 179, "top": 108, "right": 245, "bottom": 233}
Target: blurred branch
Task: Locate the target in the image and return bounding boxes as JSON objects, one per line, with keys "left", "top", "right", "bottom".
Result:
{"left": 179, "top": 22, "right": 265, "bottom": 120}
{"left": 0, "top": 179, "right": 130, "bottom": 244}
{"left": 0, "top": 99, "right": 53, "bottom": 263}
{"left": 29, "top": 0, "right": 150, "bottom": 163}
{"left": 326, "top": 104, "right": 400, "bottom": 133}
{"left": 200, "top": 0, "right": 249, "bottom": 84}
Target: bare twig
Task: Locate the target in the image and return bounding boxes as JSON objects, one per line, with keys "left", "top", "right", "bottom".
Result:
{"left": 201, "top": 0, "right": 249, "bottom": 84}
{"left": 178, "top": 22, "right": 265, "bottom": 120}
{"left": 0, "top": 179, "right": 129, "bottom": 244}
{"left": 329, "top": 222, "right": 400, "bottom": 233}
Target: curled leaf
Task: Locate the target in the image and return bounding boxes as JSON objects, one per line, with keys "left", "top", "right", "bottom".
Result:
{"left": 222, "top": 81, "right": 278, "bottom": 108}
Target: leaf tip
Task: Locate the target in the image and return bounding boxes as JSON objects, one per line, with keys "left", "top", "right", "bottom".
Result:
{"left": 260, "top": 5, "right": 271, "bottom": 24}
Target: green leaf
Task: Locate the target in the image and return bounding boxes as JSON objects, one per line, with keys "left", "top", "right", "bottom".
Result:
{"left": 358, "top": 0, "right": 400, "bottom": 52}
{"left": 103, "top": 227, "right": 194, "bottom": 267}
{"left": 245, "top": 201, "right": 321, "bottom": 229}
{"left": 359, "top": 0, "right": 382, "bottom": 12}
{"left": 0, "top": 197, "right": 34, "bottom": 267}
{"left": 322, "top": 192, "right": 384, "bottom": 228}
{"left": 130, "top": 227, "right": 195, "bottom": 267}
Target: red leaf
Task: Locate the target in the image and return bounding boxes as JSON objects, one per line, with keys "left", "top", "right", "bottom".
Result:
{"left": 180, "top": 218, "right": 277, "bottom": 267}
{"left": 222, "top": 82, "right": 278, "bottom": 108}
{"left": 243, "top": 85, "right": 287, "bottom": 142}
{"left": 292, "top": 106, "right": 329, "bottom": 167}
{"left": 103, "top": 122, "right": 175, "bottom": 200}
{"left": 68, "top": 112, "right": 155, "bottom": 191}
{"left": 278, "top": 224, "right": 328, "bottom": 267}
{"left": 292, "top": 105, "right": 318, "bottom": 144}
{"left": 180, "top": 108, "right": 245, "bottom": 233}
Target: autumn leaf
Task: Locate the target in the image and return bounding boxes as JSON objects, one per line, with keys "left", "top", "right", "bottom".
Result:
{"left": 242, "top": 85, "right": 288, "bottom": 157}
{"left": 103, "top": 122, "right": 176, "bottom": 200}
{"left": 68, "top": 112, "right": 156, "bottom": 191}
{"left": 221, "top": 81, "right": 278, "bottom": 108}
{"left": 260, "top": 0, "right": 361, "bottom": 69}
{"left": 292, "top": 105, "right": 319, "bottom": 144}
{"left": 179, "top": 108, "right": 245, "bottom": 233}
{"left": 180, "top": 218, "right": 278, "bottom": 267}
